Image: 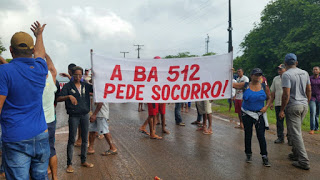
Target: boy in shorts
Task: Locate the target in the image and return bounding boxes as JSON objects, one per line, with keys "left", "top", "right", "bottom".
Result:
{"left": 88, "top": 103, "right": 117, "bottom": 155}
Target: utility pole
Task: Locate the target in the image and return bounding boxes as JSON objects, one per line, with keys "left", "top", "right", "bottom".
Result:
{"left": 120, "top": 51, "right": 129, "bottom": 58}
{"left": 134, "top": 45, "right": 144, "bottom": 59}
{"left": 228, "top": 0, "right": 233, "bottom": 53}
{"left": 205, "top": 34, "right": 210, "bottom": 54}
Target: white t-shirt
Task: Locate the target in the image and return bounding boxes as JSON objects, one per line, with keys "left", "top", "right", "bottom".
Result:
{"left": 270, "top": 75, "right": 283, "bottom": 106}
{"left": 92, "top": 103, "right": 109, "bottom": 119}
{"left": 43, "top": 71, "right": 57, "bottom": 123}
{"left": 232, "top": 79, "right": 237, "bottom": 97}
{"left": 235, "top": 75, "right": 249, "bottom": 100}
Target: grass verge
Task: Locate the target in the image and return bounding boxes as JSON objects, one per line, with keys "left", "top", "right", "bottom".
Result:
{"left": 212, "top": 99, "right": 312, "bottom": 132}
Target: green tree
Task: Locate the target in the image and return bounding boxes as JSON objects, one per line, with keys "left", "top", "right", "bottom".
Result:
{"left": 234, "top": 0, "right": 320, "bottom": 81}
{"left": 0, "top": 38, "right": 6, "bottom": 55}
{"left": 202, "top": 52, "right": 216, "bottom": 56}
{"left": 164, "top": 52, "right": 198, "bottom": 59}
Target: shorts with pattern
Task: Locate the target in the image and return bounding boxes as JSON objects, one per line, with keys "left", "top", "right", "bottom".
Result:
{"left": 89, "top": 117, "right": 109, "bottom": 135}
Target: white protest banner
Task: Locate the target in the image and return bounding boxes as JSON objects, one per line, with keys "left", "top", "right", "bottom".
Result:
{"left": 92, "top": 52, "right": 233, "bottom": 103}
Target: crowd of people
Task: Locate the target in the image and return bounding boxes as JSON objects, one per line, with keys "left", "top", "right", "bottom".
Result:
{"left": 230, "top": 55, "right": 319, "bottom": 170}
{"left": 0, "top": 21, "right": 319, "bottom": 179}
{"left": 0, "top": 22, "right": 117, "bottom": 179}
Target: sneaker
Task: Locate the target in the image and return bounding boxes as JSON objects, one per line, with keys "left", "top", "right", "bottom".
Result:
{"left": 288, "top": 153, "right": 298, "bottom": 161}
{"left": 309, "top": 130, "right": 314, "bottom": 135}
{"left": 176, "top": 122, "right": 185, "bottom": 126}
{"left": 262, "top": 156, "right": 271, "bottom": 167}
{"left": 292, "top": 161, "right": 310, "bottom": 170}
{"left": 246, "top": 154, "right": 252, "bottom": 163}
{"left": 274, "top": 138, "right": 284, "bottom": 144}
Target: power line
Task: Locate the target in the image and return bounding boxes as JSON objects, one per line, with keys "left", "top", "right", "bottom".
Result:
{"left": 134, "top": 45, "right": 144, "bottom": 59}
{"left": 120, "top": 52, "right": 129, "bottom": 58}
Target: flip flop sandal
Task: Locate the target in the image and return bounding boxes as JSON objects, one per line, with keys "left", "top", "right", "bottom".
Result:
{"left": 139, "top": 129, "right": 150, "bottom": 135}
{"left": 81, "top": 163, "right": 94, "bottom": 168}
{"left": 150, "top": 135, "right": 162, "bottom": 140}
{"left": 101, "top": 149, "right": 118, "bottom": 156}
{"left": 203, "top": 131, "right": 212, "bottom": 135}
{"left": 66, "top": 167, "right": 74, "bottom": 173}
{"left": 87, "top": 151, "right": 95, "bottom": 155}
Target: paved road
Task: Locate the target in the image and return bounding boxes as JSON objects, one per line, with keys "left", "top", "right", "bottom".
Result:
{"left": 54, "top": 103, "right": 320, "bottom": 180}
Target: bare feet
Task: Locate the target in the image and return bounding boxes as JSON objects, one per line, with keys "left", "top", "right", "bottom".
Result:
{"left": 66, "top": 165, "right": 74, "bottom": 173}
{"left": 81, "top": 162, "right": 94, "bottom": 168}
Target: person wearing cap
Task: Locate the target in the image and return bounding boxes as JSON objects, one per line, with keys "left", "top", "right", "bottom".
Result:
{"left": 269, "top": 64, "right": 287, "bottom": 144}
{"left": 233, "top": 68, "right": 272, "bottom": 167}
{"left": 309, "top": 66, "right": 320, "bottom": 135}
{"left": 0, "top": 21, "right": 50, "bottom": 179}
{"left": 234, "top": 68, "right": 249, "bottom": 129}
{"left": 279, "top": 53, "right": 311, "bottom": 170}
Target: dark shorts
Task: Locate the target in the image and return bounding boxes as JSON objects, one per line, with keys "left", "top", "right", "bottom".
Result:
{"left": 47, "top": 120, "right": 56, "bottom": 158}
{"left": 235, "top": 99, "right": 242, "bottom": 113}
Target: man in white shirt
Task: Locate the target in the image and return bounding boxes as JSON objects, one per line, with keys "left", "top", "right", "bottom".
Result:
{"left": 270, "top": 64, "right": 286, "bottom": 144}
{"left": 234, "top": 68, "right": 249, "bottom": 129}
{"left": 88, "top": 103, "right": 117, "bottom": 156}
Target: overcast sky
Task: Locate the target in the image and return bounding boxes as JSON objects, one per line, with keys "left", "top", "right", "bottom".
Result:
{"left": 0, "top": 0, "right": 271, "bottom": 76}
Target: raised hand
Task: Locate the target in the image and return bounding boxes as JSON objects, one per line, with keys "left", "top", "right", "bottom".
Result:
{"left": 30, "top": 21, "right": 46, "bottom": 37}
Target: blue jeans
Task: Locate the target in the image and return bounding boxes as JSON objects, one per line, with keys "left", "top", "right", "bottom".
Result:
{"left": 67, "top": 114, "right": 89, "bottom": 166}
{"left": 175, "top": 103, "right": 182, "bottom": 124}
{"left": 309, "top": 100, "right": 320, "bottom": 130}
{"left": 196, "top": 103, "right": 202, "bottom": 122}
{"left": 2, "top": 131, "right": 49, "bottom": 180}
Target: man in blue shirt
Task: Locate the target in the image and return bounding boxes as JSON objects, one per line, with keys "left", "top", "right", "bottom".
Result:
{"left": 0, "top": 21, "right": 50, "bottom": 179}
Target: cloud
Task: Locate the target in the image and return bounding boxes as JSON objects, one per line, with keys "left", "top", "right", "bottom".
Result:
{"left": 0, "top": 0, "right": 42, "bottom": 57}
{"left": 55, "top": 7, "right": 134, "bottom": 42}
